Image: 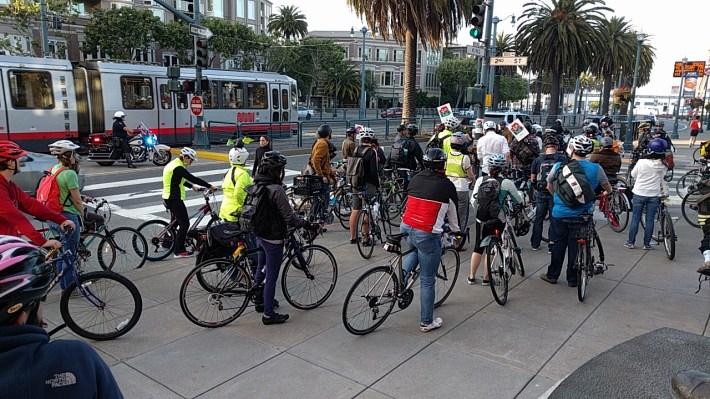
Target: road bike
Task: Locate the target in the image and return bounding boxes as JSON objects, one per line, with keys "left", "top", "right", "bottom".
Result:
{"left": 598, "top": 184, "right": 631, "bottom": 233}
{"left": 341, "top": 231, "right": 460, "bottom": 335}
{"left": 676, "top": 159, "right": 710, "bottom": 198}
{"left": 574, "top": 214, "right": 608, "bottom": 302}
{"left": 640, "top": 197, "right": 676, "bottom": 260}
{"left": 138, "top": 188, "right": 220, "bottom": 261}
{"left": 353, "top": 189, "right": 395, "bottom": 259}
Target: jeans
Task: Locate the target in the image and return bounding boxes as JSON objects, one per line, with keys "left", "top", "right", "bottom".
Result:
{"left": 49, "top": 212, "right": 81, "bottom": 290}
{"left": 627, "top": 195, "right": 660, "bottom": 246}
{"left": 531, "top": 192, "right": 554, "bottom": 249}
{"left": 164, "top": 199, "right": 189, "bottom": 253}
{"left": 319, "top": 182, "right": 330, "bottom": 218}
{"left": 456, "top": 190, "right": 470, "bottom": 227}
{"left": 546, "top": 217, "right": 588, "bottom": 284}
{"left": 400, "top": 222, "right": 442, "bottom": 325}
{"left": 255, "top": 238, "right": 284, "bottom": 317}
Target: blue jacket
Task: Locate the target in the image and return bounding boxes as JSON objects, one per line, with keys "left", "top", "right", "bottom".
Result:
{"left": 548, "top": 160, "right": 606, "bottom": 219}
{"left": 0, "top": 325, "right": 123, "bottom": 398}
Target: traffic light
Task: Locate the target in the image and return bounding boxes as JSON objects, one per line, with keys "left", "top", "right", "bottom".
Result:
{"left": 469, "top": 4, "right": 486, "bottom": 41}
{"left": 195, "top": 39, "right": 209, "bottom": 68}
{"left": 184, "top": 0, "right": 194, "bottom": 19}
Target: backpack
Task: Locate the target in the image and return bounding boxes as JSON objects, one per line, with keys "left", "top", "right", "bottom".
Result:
{"left": 196, "top": 222, "right": 242, "bottom": 264}
{"left": 537, "top": 156, "right": 563, "bottom": 191}
{"left": 700, "top": 141, "right": 710, "bottom": 158}
{"left": 345, "top": 146, "right": 371, "bottom": 188}
{"left": 239, "top": 184, "right": 270, "bottom": 236}
{"left": 388, "top": 137, "right": 413, "bottom": 166}
{"left": 552, "top": 160, "right": 596, "bottom": 208}
{"left": 427, "top": 132, "right": 451, "bottom": 150}
{"left": 475, "top": 177, "right": 502, "bottom": 222}
{"left": 36, "top": 167, "right": 70, "bottom": 213}
{"left": 511, "top": 136, "right": 540, "bottom": 166}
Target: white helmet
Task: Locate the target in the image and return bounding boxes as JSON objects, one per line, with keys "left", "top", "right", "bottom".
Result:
{"left": 531, "top": 124, "right": 543, "bottom": 134}
{"left": 483, "top": 121, "right": 497, "bottom": 131}
{"left": 48, "top": 140, "right": 80, "bottom": 156}
{"left": 113, "top": 111, "right": 126, "bottom": 119}
{"left": 180, "top": 147, "right": 198, "bottom": 161}
{"left": 357, "top": 127, "right": 375, "bottom": 142}
{"left": 568, "top": 135, "right": 594, "bottom": 156}
{"left": 487, "top": 153, "right": 506, "bottom": 169}
{"left": 228, "top": 146, "right": 249, "bottom": 165}
{"left": 443, "top": 117, "right": 460, "bottom": 130}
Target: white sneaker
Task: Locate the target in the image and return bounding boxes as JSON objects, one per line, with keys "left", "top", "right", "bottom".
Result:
{"left": 420, "top": 317, "right": 443, "bottom": 332}
{"left": 174, "top": 251, "right": 195, "bottom": 259}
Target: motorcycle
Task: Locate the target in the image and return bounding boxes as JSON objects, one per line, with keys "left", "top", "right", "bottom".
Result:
{"left": 87, "top": 122, "right": 171, "bottom": 167}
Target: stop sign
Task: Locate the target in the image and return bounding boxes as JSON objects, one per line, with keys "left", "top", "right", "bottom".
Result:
{"left": 190, "top": 96, "right": 203, "bottom": 117}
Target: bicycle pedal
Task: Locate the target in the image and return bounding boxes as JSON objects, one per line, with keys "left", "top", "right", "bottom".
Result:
{"left": 513, "top": 247, "right": 522, "bottom": 254}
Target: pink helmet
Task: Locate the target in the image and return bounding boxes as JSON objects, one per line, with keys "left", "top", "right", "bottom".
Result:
{"left": 0, "top": 236, "right": 54, "bottom": 325}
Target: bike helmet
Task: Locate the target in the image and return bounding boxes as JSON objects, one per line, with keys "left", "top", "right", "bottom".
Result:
{"left": 228, "top": 146, "right": 249, "bottom": 165}
{"left": 487, "top": 153, "right": 506, "bottom": 170}
{"left": 638, "top": 122, "right": 651, "bottom": 132}
{"left": 569, "top": 135, "right": 594, "bottom": 156}
{"left": 260, "top": 150, "right": 287, "bottom": 171}
{"left": 449, "top": 131, "right": 467, "bottom": 148}
{"left": 346, "top": 127, "right": 357, "bottom": 136}
{"left": 48, "top": 140, "right": 80, "bottom": 156}
{"left": 543, "top": 136, "right": 559, "bottom": 147}
{"left": 406, "top": 123, "right": 418, "bottom": 136}
{"left": 422, "top": 148, "right": 447, "bottom": 171}
{"left": 434, "top": 123, "right": 445, "bottom": 132}
{"left": 113, "top": 111, "right": 126, "bottom": 119}
{"left": 0, "top": 140, "right": 27, "bottom": 160}
{"left": 180, "top": 147, "right": 198, "bottom": 162}
{"left": 555, "top": 119, "right": 562, "bottom": 124}
{"left": 0, "top": 236, "right": 54, "bottom": 326}
{"left": 656, "top": 120, "right": 665, "bottom": 128}
{"left": 584, "top": 123, "right": 599, "bottom": 135}
{"left": 317, "top": 124, "right": 332, "bottom": 138}
{"left": 600, "top": 136, "right": 613, "bottom": 148}
{"left": 648, "top": 138, "right": 667, "bottom": 154}
{"left": 483, "top": 121, "right": 497, "bottom": 131}
{"left": 397, "top": 124, "right": 407, "bottom": 132}
{"left": 531, "top": 124, "right": 543, "bottom": 135}
{"left": 357, "top": 127, "right": 375, "bottom": 143}
{"left": 443, "top": 117, "right": 460, "bottom": 130}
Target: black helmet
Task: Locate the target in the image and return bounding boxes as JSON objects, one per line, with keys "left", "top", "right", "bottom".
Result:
{"left": 423, "top": 148, "right": 447, "bottom": 171}
{"left": 260, "top": 150, "right": 287, "bottom": 171}
{"left": 317, "top": 124, "right": 332, "bottom": 138}
{"left": 346, "top": 127, "right": 357, "bottom": 136}
{"left": 543, "top": 136, "right": 559, "bottom": 148}
{"left": 656, "top": 121, "right": 665, "bottom": 128}
{"left": 406, "top": 123, "right": 418, "bottom": 136}
{"left": 397, "top": 124, "right": 406, "bottom": 132}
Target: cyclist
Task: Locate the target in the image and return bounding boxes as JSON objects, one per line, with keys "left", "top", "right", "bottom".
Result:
{"left": 348, "top": 129, "right": 380, "bottom": 245}
{"left": 341, "top": 127, "right": 357, "bottom": 160}
{"left": 252, "top": 135, "right": 271, "bottom": 176}
{"left": 0, "top": 236, "right": 124, "bottom": 398}
{"left": 252, "top": 151, "right": 318, "bottom": 324}
{"left": 652, "top": 121, "right": 674, "bottom": 151}
{"left": 477, "top": 121, "right": 510, "bottom": 176}
{"left": 540, "top": 136, "right": 611, "bottom": 287}
{"left": 219, "top": 143, "right": 252, "bottom": 222}
{"left": 530, "top": 137, "right": 568, "bottom": 252}
{"left": 386, "top": 123, "right": 424, "bottom": 189}
{"left": 468, "top": 153, "right": 523, "bottom": 285}
{"left": 310, "top": 125, "right": 336, "bottom": 221}
{"left": 498, "top": 121, "right": 513, "bottom": 145}
{"left": 112, "top": 111, "right": 135, "bottom": 169}
{"left": 690, "top": 115, "right": 701, "bottom": 147}
{"left": 162, "top": 148, "right": 217, "bottom": 258}
{"left": 400, "top": 148, "right": 460, "bottom": 332}
{"left": 584, "top": 123, "right": 601, "bottom": 153}
{"left": 625, "top": 138, "right": 668, "bottom": 250}
{"left": 696, "top": 179, "right": 710, "bottom": 275}
{"left": 0, "top": 141, "right": 74, "bottom": 249}
{"left": 589, "top": 137, "right": 622, "bottom": 184}
{"left": 428, "top": 118, "right": 458, "bottom": 153}
{"left": 445, "top": 132, "right": 476, "bottom": 232}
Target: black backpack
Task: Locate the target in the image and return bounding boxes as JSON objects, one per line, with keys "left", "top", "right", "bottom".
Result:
{"left": 511, "top": 136, "right": 540, "bottom": 166}
{"left": 239, "top": 184, "right": 270, "bottom": 236}
{"left": 537, "top": 156, "right": 562, "bottom": 191}
{"left": 476, "top": 176, "right": 502, "bottom": 221}
{"left": 427, "top": 132, "right": 451, "bottom": 150}
{"left": 388, "top": 137, "right": 413, "bottom": 166}
{"left": 196, "top": 222, "right": 242, "bottom": 264}
{"left": 345, "top": 146, "right": 371, "bottom": 188}
{"left": 552, "top": 160, "right": 596, "bottom": 208}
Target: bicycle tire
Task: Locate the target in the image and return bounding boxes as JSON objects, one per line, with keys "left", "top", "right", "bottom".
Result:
{"left": 137, "top": 219, "right": 175, "bottom": 261}
{"left": 336, "top": 191, "right": 352, "bottom": 229}
{"left": 681, "top": 190, "right": 702, "bottom": 228}
{"left": 608, "top": 191, "right": 630, "bottom": 233}
{"left": 342, "top": 266, "right": 397, "bottom": 335}
{"left": 60, "top": 271, "right": 142, "bottom": 340}
{"left": 78, "top": 232, "right": 116, "bottom": 272}
{"left": 103, "top": 227, "right": 148, "bottom": 272}
{"left": 486, "top": 240, "right": 508, "bottom": 306}
{"left": 506, "top": 227, "right": 525, "bottom": 277}
{"left": 577, "top": 242, "right": 588, "bottom": 302}
{"left": 356, "top": 209, "right": 375, "bottom": 259}
{"left": 693, "top": 147, "right": 702, "bottom": 163}
{"left": 662, "top": 213, "right": 676, "bottom": 260}
{"left": 676, "top": 170, "right": 702, "bottom": 198}
{"left": 384, "top": 190, "right": 407, "bottom": 227}
{"left": 180, "top": 259, "right": 251, "bottom": 328}
{"left": 434, "top": 248, "right": 460, "bottom": 307}
{"left": 281, "top": 244, "right": 338, "bottom": 310}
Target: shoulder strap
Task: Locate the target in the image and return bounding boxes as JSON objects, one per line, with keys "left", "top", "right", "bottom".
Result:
{"left": 230, "top": 167, "right": 237, "bottom": 186}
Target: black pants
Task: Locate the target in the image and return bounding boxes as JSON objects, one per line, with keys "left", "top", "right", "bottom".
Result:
{"left": 164, "top": 199, "right": 189, "bottom": 253}
{"left": 118, "top": 137, "right": 132, "bottom": 164}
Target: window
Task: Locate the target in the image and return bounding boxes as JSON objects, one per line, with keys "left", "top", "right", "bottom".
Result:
{"left": 222, "top": 82, "right": 244, "bottom": 109}
{"left": 247, "top": 0, "right": 255, "bottom": 19}
{"left": 121, "top": 76, "right": 153, "bottom": 109}
{"left": 399, "top": 72, "right": 404, "bottom": 87}
{"left": 163, "top": 54, "right": 179, "bottom": 66}
{"left": 376, "top": 48, "right": 388, "bottom": 62}
{"left": 343, "top": 47, "right": 349, "bottom": 59}
{"left": 209, "top": 0, "right": 222, "bottom": 17}
{"left": 417, "top": 50, "right": 422, "bottom": 64}
{"left": 357, "top": 47, "right": 372, "bottom": 60}
{"left": 177, "top": 89, "right": 188, "bottom": 109}
{"left": 236, "top": 0, "right": 244, "bottom": 18}
{"left": 202, "top": 81, "right": 218, "bottom": 109}
{"left": 271, "top": 88, "right": 279, "bottom": 109}
{"left": 281, "top": 88, "right": 288, "bottom": 110}
{"left": 47, "top": 39, "right": 67, "bottom": 59}
{"left": 8, "top": 71, "right": 54, "bottom": 109}
{"left": 151, "top": 8, "right": 165, "bottom": 22}
{"left": 394, "top": 49, "right": 404, "bottom": 63}
{"left": 381, "top": 71, "right": 392, "bottom": 86}
{"left": 291, "top": 83, "right": 297, "bottom": 109}
{"left": 159, "top": 84, "right": 171, "bottom": 109}
{"left": 246, "top": 82, "right": 267, "bottom": 109}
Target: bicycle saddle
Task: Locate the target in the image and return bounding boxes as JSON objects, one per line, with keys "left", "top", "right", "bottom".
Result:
{"left": 386, "top": 233, "right": 409, "bottom": 243}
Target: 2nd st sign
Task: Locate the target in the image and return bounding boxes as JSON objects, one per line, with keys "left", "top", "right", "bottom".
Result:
{"left": 491, "top": 56, "right": 528, "bottom": 66}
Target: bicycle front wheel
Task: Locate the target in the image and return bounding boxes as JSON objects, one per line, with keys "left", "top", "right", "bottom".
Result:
{"left": 676, "top": 170, "right": 702, "bottom": 198}
{"left": 486, "top": 241, "right": 508, "bottom": 306}
{"left": 434, "top": 248, "right": 460, "bottom": 307}
{"left": 137, "top": 220, "right": 175, "bottom": 261}
{"left": 342, "top": 266, "right": 397, "bottom": 335}
{"left": 281, "top": 244, "right": 338, "bottom": 310}
{"left": 78, "top": 232, "right": 116, "bottom": 272}
{"left": 384, "top": 190, "right": 407, "bottom": 227}
{"left": 681, "top": 190, "right": 702, "bottom": 228}
{"left": 180, "top": 259, "right": 251, "bottom": 328}
{"left": 336, "top": 191, "right": 352, "bottom": 230}
{"left": 356, "top": 209, "right": 375, "bottom": 259}
{"left": 507, "top": 228, "right": 525, "bottom": 277}
{"left": 608, "top": 191, "right": 630, "bottom": 233}
{"left": 60, "top": 271, "right": 142, "bottom": 340}
{"left": 103, "top": 227, "right": 148, "bottom": 272}
{"left": 577, "top": 243, "right": 589, "bottom": 302}
{"left": 662, "top": 214, "right": 676, "bottom": 260}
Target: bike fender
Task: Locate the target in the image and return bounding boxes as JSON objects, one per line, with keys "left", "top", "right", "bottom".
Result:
{"left": 480, "top": 235, "right": 496, "bottom": 248}
{"left": 154, "top": 144, "right": 171, "bottom": 151}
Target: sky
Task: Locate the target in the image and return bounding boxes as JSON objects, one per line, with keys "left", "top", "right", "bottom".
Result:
{"left": 270, "top": 0, "right": 708, "bottom": 97}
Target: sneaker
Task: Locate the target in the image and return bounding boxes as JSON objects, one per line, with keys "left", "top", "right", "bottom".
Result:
{"left": 361, "top": 240, "right": 373, "bottom": 247}
{"left": 567, "top": 281, "right": 578, "bottom": 287}
{"left": 672, "top": 370, "right": 710, "bottom": 399}
{"left": 698, "top": 261, "right": 710, "bottom": 275}
{"left": 540, "top": 273, "right": 558, "bottom": 284}
{"left": 467, "top": 276, "right": 476, "bottom": 285}
{"left": 254, "top": 299, "right": 280, "bottom": 313}
{"left": 531, "top": 246, "right": 540, "bottom": 251}
{"left": 174, "top": 251, "right": 195, "bottom": 258}
{"left": 420, "top": 317, "right": 443, "bottom": 332}
{"left": 350, "top": 239, "right": 357, "bottom": 245}
{"left": 642, "top": 245, "right": 653, "bottom": 250}
{"left": 623, "top": 243, "right": 634, "bottom": 249}
{"left": 262, "top": 312, "right": 289, "bottom": 325}
{"left": 481, "top": 279, "right": 490, "bottom": 286}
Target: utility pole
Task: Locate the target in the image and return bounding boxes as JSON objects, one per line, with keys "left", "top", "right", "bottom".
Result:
{"left": 39, "top": 0, "right": 49, "bottom": 56}
{"left": 478, "top": 0, "right": 494, "bottom": 119}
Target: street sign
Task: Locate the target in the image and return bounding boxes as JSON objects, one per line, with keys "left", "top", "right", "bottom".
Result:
{"left": 190, "top": 24, "right": 213, "bottom": 39}
{"left": 470, "top": 46, "right": 485, "bottom": 57}
{"left": 502, "top": 52, "right": 516, "bottom": 57}
{"left": 673, "top": 61, "right": 704, "bottom": 77}
{"left": 490, "top": 56, "right": 528, "bottom": 66}
{"left": 190, "top": 96, "right": 203, "bottom": 117}
{"left": 485, "top": 94, "right": 492, "bottom": 107}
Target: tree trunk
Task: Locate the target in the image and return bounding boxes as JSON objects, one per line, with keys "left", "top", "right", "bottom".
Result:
{"left": 534, "top": 78, "right": 542, "bottom": 115}
{"left": 402, "top": 21, "right": 418, "bottom": 124}
{"left": 600, "top": 75, "right": 613, "bottom": 116}
{"left": 577, "top": 87, "right": 585, "bottom": 114}
{"left": 546, "top": 72, "right": 561, "bottom": 126}
{"left": 493, "top": 74, "right": 501, "bottom": 110}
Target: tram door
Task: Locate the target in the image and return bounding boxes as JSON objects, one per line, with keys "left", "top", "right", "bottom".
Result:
{"left": 156, "top": 78, "right": 190, "bottom": 145}
{"left": 270, "top": 83, "right": 291, "bottom": 137}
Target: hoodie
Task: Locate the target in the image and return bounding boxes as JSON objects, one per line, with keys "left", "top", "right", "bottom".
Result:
{"left": 253, "top": 173, "right": 307, "bottom": 241}
{"left": 630, "top": 158, "right": 667, "bottom": 197}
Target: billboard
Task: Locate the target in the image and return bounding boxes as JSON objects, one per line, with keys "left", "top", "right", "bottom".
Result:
{"left": 684, "top": 72, "right": 698, "bottom": 98}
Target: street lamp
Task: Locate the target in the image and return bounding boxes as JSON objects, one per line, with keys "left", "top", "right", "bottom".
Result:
{"left": 488, "top": 14, "right": 515, "bottom": 110}
{"left": 672, "top": 56, "right": 688, "bottom": 139}
{"left": 351, "top": 26, "right": 369, "bottom": 119}
{"left": 624, "top": 32, "right": 644, "bottom": 151}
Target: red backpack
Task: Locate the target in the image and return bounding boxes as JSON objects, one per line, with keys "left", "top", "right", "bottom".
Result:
{"left": 36, "top": 167, "right": 69, "bottom": 213}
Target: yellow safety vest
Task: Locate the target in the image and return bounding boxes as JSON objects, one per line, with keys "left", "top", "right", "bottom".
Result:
{"left": 162, "top": 158, "right": 186, "bottom": 200}
{"left": 219, "top": 165, "right": 253, "bottom": 222}
{"left": 445, "top": 152, "right": 466, "bottom": 178}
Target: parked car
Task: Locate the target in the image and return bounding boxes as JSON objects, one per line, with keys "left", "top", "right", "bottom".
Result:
{"left": 484, "top": 111, "right": 533, "bottom": 125}
{"left": 458, "top": 108, "right": 476, "bottom": 117}
{"left": 15, "top": 152, "right": 85, "bottom": 197}
{"left": 380, "top": 107, "right": 403, "bottom": 118}
{"left": 298, "top": 106, "right": 313, "bottom": 120}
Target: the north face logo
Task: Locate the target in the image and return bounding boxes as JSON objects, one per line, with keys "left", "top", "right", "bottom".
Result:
{"left": 46, "top": 372, "right": 77, "bottom": 388}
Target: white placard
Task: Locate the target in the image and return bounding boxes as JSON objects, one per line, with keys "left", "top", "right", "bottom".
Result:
{"left": 509, "top": 118, "right": 529, "bottom": 141}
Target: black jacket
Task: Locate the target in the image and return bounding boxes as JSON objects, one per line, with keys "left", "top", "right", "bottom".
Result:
{"left": 253, "top": 174, "right": 307, "bottom": 240}
{"left": 112, "top": 119, "right": 127, "bottom": 139}
{"left": 355, "top": 145, "right": 380, "bottom": 188}
{"left": 252, "top": 145, "right": 272, "bottom": 176}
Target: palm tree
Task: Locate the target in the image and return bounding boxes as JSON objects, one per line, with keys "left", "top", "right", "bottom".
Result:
{"left": 346, "top": 0, "right": 473, "bottom": 122}
{"left": 324, "top": 64, "right": 362, "bottom": 107}
{"left": 516, "top": 0, "right": 611, "bottom": 124}
{"left": 576, "top": 72, "right": 601, "bottom": 114}
{"left": 267, "top": 5, "right": 308, "bottom": 41}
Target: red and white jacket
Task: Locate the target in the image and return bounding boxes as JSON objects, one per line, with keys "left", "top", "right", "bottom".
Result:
{"left": 402, "top": 170, "right": 460, "bottom": 234}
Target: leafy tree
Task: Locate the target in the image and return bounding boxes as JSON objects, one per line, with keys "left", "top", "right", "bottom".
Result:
{"left": 492, "top": 33, "right": 516, "bottom": 108}
{"left": 577, "top": 72, "right": 601, "bottom": 113}
{"left": 83, "top": 8, "right": 163, "bottom": 61}
{"left": 156, "top": 21, "right": 193, "bottom": 64}
{"left": 323, "top": 63, "right": 361, "bottom": 107}
{"left": 0, "top": 0, "right": 78, "bottom": 57}
{"left": 267, "top": 5, "right": 308, "bottom": 41}
{"left": 499, "top": 74, "right": 528, "bottom": 104}
{"left": 277, "top": 39, "right": 347, "bottom": 104}
{"left": 202, "top": 18, "right": 263, "bottom": 69}
{"left": 435, "top": 57, "right": 478, "bottom": 108}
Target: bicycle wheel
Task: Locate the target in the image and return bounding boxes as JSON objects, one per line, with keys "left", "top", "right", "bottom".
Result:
{"left": 693, "top": 147, "right": 701, "bottom": 163}
{"left": 336, "top": 191, "right": 352, "bottom": 229}
{"left": 78, "top": 232, "right": 116, "bottom": 272}
{"left": 506, "top": 227, "right": 525, "bottom": 277}
{"left": 384, "top": 190, "right": 407, "bottom": 227}
{"left": 60, "top": 271, "right": 142, "bottom": 340}
{"left": 662, "top": 214, "right": 676, "bottom": 260}
{"left": 281, "top": 244, "right": 338, "bottom": 310}
{"left": 102, "top": 227, "right": 148, "bottom": 272}
{"left": 137, "top": 220, "right": 175, "bottom": 261}
{"left": 486, "top": 241, "right": 508, "bottom": 306}
{"left": 576, "top": 243, "right": 589, "bottom": 302}
{"left": 681, "top": 190, "right": 702, "bottom": 228}
{"left": 180, "top": 259, "right": 251, "bottom": 328}
{"left": 356, "top": 209, "right": 375, "bottom": 259}
{"left": 676, "top": 170, "right": 702, "bottom": 198}
{"left": 607, "top": 191, "right": 630, "bottom": 233}
{"left": 434, "top": 248, "right": 460, "bottom": 307}
{"left": 297, "top": 196, "right": 317, "bottom": 222}
{"left": 342, "top": 266, "right": 397, "bottom": 335}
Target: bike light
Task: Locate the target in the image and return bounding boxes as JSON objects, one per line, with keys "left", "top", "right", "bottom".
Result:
{"left": 145, "top": 136, "right": 153, "bottom": 145}
{"left": 577, "top": 239, "right": 587, "bottom": 245}
{"left": 494, "top": 229, "right": 501, "bottom": 236}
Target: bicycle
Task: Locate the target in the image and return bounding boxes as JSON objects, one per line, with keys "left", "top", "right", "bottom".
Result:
{"left": 354, "top": 188, "right": 394, "bottom": 259}
{"left": 574, "top": 214, "right": 608, "bottom": 302}
{"left": 640, "top": 197, "right": 676, "bottom": 260}
{"left": 341, "top": 231, "right": 461, "bottom": 335}
{"left": 598, "top": 183, "right": 631, "bottom": 233}
{"left": 44, "top": 229, "right": 143, "bottom": 340}
{"left": 676, "top": 159, "right": 710, "bottom": 198}
{"left": 179, "top": 225, "right": 338, "bottom": 327}
{"left": 138, "top": 187, "right": 221, "bottom": 261}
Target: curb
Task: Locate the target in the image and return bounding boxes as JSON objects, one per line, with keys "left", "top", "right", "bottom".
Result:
{"left": 169, "top": 148, "right": 228, "bottom": 162}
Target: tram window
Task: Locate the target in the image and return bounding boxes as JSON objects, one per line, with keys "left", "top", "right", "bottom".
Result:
{"left": 121, "top": 76, "right": 154, "bottom": 109}
{"left": 202, "top": 81, "right": 218, "bottom": 109}
{"left": 8, "top": 70, "right": 54, "bottom": 109}
{"left": 281, "top": 88, "right": 288, "bottom": 110}
{"left": 159, "top": 84, "right": 172, "bottom": 109}
{"left": 246, "top": 83, "right": 267, "bottom": 109}
{"left": 177, "top": 91, "right": 188, "bottom": 109}
{"left": 291, "top": 84, "right": 297, "bottom": 109}
{"left": 271, "top": 88, "right": 278, "bottom": 110}
{"left": 221, "top": 82, "right": 243, "bottom": 109}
